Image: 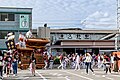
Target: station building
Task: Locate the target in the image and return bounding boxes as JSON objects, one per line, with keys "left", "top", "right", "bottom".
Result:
{"left": 0, "top": 7, "right": 32, "bottom": 49}
{"left": 33, "top": 27, "right": 119, "bottom": 55}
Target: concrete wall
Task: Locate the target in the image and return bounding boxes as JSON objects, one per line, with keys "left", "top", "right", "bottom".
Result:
{"left": 60, "top": 40, "right": 116, "bottom": 48}
{"left": 0, "top": 8, "right": 32, "bottom": 33}
{"left": 37, "top": 27, "right": 50, "bottom": 39}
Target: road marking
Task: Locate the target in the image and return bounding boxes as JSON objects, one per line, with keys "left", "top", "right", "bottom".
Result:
{"left": 65, "top": 76, "right": 70, "bottom": 80}
{"left": 93, "top": 71, "right": 117, "bottom": 80}
{"left": 92, "top": 71, "right": 115, "bottom": 80}
{"left": 53, "top": 73, "right": 58, "bottom": 75}
{"left": 23, "top": 77, "right": 29, "bottom": 79}
{"left": 94, "top": 75, "right": 100, "bottom": 77}
{"left": 57, "top": 74, "right": 62, "bottom": 76}
{"left": 36, "top": 71, "right": 47, "bottom": 80}
{"left": 110, "top": 74, "right": 120, "bottom": 77}
{"left": 102, "top": 75, "right": 105, "bottom": 77}
{"left": 60, "top": 70, "right": 94, "bottom": 80}
{"left": 106, "top": 77, "right": 113, "bottom": 80}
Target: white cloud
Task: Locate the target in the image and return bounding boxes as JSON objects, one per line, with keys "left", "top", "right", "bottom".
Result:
{"left": 82, "top": 11, "right": 116, "bottom": 30}
{"left": 0, "top": 0, "right": 117, "bottom": 29}
{"left": 85, "top": 11, "right": 114, "bottom": 21}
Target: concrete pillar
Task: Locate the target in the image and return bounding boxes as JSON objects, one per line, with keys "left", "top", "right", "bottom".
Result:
{"left": 37, "top": 27, "right": 50, "bottom": 39}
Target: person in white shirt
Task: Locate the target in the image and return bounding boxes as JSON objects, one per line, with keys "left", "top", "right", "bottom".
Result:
{"left": 84, "top": 53, "right": 94, "bottom": 74}
{"left": 97, "top": 54, "right": 102, "bottom": 69}
{"left": 26, "top": 29, "right": 33, "bottom": 38}
{"left": 110, "top": 54, "right": 114, "bottom": 70}
{"left": 75, "top": 53, "right": 80, "bottom": 70}
{"left": 19, "top": 32, "right": 26, "bottom": 48}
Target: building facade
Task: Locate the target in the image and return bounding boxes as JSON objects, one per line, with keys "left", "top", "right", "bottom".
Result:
{"left": 33, "top": 27, "right": 119, "bottom": 55}
{"left": 0, "top": 7, "right": 32, "bottom": 49}
{"left": 50, "top": 28, "right": 118, "bottom": 55}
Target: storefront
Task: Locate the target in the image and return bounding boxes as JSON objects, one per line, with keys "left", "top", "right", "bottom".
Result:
{"left": 50, "top": 40, "right": 116, "bottom": 56}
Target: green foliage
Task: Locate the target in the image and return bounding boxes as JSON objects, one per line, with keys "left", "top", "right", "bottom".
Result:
{"left": 53, "top": 57, "right": 60, "bottom": 64}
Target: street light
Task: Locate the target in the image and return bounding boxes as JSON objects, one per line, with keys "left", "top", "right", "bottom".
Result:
{"left": 116, "top": 0, "right": 120, "bottom": 50}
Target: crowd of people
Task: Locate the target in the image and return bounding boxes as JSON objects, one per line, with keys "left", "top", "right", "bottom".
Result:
{"left": 0, "top": 49, "right": 38, "bottom": 79}
{"left": 0, "top": 46, "right": 120, "bottom": 79}
{"left": 0, "top": 29, "right": 34, "bottom": 79}
{"left": 42, "top": 52, "right": 120, "bottom": 75}
{"left": 18, "top": 29, "right": 33, "bottom": 48}
{"left": 0, "top": 29, "right": 120, "bottom": 79}
{"left": 0, "top": 50, "right": 19, "bottom": 79}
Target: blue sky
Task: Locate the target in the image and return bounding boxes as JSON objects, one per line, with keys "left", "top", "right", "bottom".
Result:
{"left": 0, "top": 0, "right": 117, "bottom": 29}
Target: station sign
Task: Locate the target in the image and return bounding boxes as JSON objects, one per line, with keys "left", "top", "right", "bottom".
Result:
{"left": 20, "top": 14, "right": 29, "bottom": 28}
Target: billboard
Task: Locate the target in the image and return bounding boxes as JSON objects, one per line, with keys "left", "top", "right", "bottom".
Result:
{"left": 20, "top": 14, "right": 29, "bottom": 28}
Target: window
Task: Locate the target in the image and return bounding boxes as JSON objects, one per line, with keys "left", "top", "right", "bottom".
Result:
{"left": 50, "top": 36, "right": 54, "bottom": 45}
{"left": 0, "top": 31, "right": 7, "bottom": 39}
{"left": 0, "top": 13, "right": 15, "bottom": 21}
{"left": 1, "top": 14, "right": 7, "bottom": 21}
{"left": 50, "top": 36, "right": 54, "bottom": 41}
{"left": 8, "top": 14, "right": 14, "bottom": 21}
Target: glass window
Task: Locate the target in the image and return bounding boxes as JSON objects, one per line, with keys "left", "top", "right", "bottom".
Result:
{"left": 8, "top": 14, "right": 14, "bottom": 21}
{"left": 0, "top": 13, "right": 15, "bottom": 21}
{"left": 1, "top": 14, "right": 7, "bottom": 21}
{"left": 0, "top": 31, "right": 7, "bottom": 39}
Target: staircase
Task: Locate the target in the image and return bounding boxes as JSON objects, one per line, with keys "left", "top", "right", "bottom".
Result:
{"left": 100, "top": 33, "right": 115, "bottom": 40}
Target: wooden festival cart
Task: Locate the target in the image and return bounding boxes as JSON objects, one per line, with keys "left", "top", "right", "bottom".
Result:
{"left": 17, "top": 38, "right": 50, "bottom": 69}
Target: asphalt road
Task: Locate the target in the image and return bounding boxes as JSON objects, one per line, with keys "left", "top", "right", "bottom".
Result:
{"left": 3, "top": 69, "right": 120, "bottom": 80}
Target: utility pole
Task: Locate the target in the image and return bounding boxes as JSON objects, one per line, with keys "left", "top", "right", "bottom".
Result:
{"left": 116, "top": 0, "right": 120, "bottom": 50}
